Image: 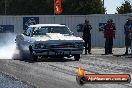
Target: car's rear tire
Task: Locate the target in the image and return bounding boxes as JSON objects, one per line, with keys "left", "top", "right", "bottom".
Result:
{"left": 74, "top": 54, "right": 80, "bottom": 61}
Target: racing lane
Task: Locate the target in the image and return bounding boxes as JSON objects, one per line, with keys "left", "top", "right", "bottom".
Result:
{"left": 0, "top": 49, "right": 132, "bottom": 88}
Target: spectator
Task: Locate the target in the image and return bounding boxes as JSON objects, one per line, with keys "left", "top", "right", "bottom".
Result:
{"left": 127, "top": 19, "right": 132, "bottom": 56}
{"left": 104, "top": 19, "right": 116, "bottom": 54}
{"left": 124, "top": 19, "right": 131, "bottom": 55}
{"left": 82, "top": 19, "right": 92, "bottom": 54}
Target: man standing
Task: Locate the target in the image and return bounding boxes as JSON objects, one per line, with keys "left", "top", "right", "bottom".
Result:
{"left": 104, "top": 19, "right": 116, "bottom": 54}
{"left": 127, "top": 19, "right": 132, "bottom": 56}
{"left": 83, "top": 19, "right": 92, "bottom": 54}
{"left": 124, "top": 19, "right": 131, "bottom": 55}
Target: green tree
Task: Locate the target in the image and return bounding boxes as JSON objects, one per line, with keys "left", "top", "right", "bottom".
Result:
{"left": 0, "top": 0, "right": 5, "bottom": 15}
{"left": 62, "top": 0, "right": 105, "bottom": 15}
{"left": 116, "top": 0, "right": 132, "bottom": 14}
{"left": 7, "top": 0, "right": 53, "bottom": 15}
{"left": 0, "top": 0, "right": 105, "bottom": 15}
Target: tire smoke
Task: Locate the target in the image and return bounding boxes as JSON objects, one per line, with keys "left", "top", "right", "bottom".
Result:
{"left": 0, "top": 33, "right": 17, "bottom": 59}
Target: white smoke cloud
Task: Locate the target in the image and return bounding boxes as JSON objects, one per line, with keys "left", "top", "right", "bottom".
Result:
{"left": 0, "top": 44, "right": 16, "bottom": 59}
{"left": 0, "top": 33, "right": 17, "bottom": 59}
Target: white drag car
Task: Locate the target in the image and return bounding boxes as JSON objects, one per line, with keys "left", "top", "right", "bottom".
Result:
{"left": 15, "top": 24, "right": 84, "bottom": 61}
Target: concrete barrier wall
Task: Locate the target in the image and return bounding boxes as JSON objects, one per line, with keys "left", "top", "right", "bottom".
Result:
{"left": 0, "top": 14, "right": 131, "bottom": 47}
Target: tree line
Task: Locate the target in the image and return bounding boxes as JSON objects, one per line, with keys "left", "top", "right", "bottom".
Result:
{"left": 116, "top": 0, "right": 132, "bottom": 14}
{"left": 0, "top": 0, "right": 105, "bottom": 15}
{"left": 0, "top": 0, "right": 131, "bottom": 15}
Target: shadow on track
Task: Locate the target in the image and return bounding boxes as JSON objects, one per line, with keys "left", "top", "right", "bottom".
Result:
{"left": 22, "top": 57, "right": 74, "bottom": 63}
{"left": 38, "top": 57, "right": 74, "bottom": 62}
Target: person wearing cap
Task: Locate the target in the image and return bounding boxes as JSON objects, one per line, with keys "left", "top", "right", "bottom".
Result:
{"left": 104, "top": 19, "right": 116, "bottom": 54}
{"left": 82, "top": 19, "right": 92, "bottom": 54}
{"left": 124, "top": 19, "right": 131, "bottom": 55}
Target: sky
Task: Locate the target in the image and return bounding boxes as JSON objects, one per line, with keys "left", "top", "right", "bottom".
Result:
{"left": 104, "top": 0, "right": 131, "bottom": 14}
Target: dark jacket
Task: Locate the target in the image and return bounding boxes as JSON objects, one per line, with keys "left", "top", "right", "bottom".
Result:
{"left": 83, "top": 23, "right": 92, "bottom": 40}
{"left": 124, "top": 22, "right": 131, "bottom": 35}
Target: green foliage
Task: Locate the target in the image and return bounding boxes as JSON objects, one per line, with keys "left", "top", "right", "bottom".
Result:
{"left": 7, "top": 0, "right": 53, "bottom": 15}
{"left": 116, "top": 0, "right": 132, "bottom": 14}
{"left": 62, "top": 0, "right": 105, "bottom": 15}
{"left": 0, "top": 0, "right": 105, "bottom": 15}
{"left": 0, "top": 0, "right": 5, "bottom": 15}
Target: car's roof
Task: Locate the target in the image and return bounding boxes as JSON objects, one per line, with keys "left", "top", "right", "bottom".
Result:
{"left": 29, "top": 24, "right": 66, "bottom": 27}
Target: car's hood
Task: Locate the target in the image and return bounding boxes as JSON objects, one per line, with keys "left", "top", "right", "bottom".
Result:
{"left": 31, "top": 33, "right": 83, "bottom": 42}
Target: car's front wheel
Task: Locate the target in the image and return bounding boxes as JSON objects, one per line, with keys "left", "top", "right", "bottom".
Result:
{"left": 74, "top": 54, "right": 80, "bottom": 61}
{"left": 31, "top": 54, "right": 38, "bottom": 62}
{"left": 29, "top": 46, "right": 38, "bottom": 62}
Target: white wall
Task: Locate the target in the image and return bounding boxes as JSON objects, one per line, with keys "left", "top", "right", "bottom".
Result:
{"left": 0, "top": 14, "right": 131, "bottom": 47}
